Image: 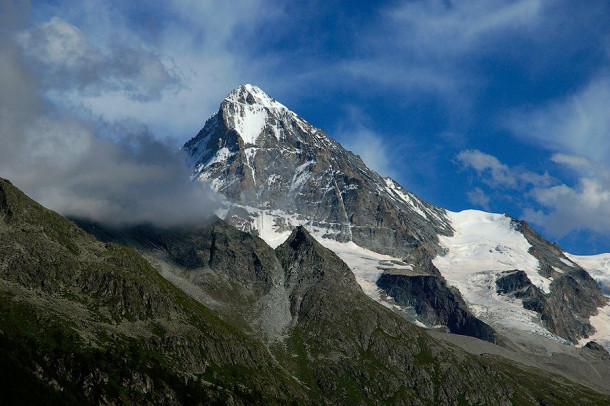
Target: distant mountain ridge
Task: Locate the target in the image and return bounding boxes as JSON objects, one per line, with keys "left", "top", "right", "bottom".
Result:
{"left": 183, "top": 84, "right": 609, "bottom": 348}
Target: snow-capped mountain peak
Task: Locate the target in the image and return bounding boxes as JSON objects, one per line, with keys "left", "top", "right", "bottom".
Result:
{"left": 183, "top": 84, "right": 609, "bottom": 350}
{"left": 183, "top": 84, "right": 451, "bottom": 258}
{"left": 221, "top": 84, "right": 293, "bottom": 146}
{"left": 225, "top": 84, "right": 289, "bottom": 112}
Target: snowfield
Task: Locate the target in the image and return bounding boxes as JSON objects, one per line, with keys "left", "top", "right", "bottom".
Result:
{"left": 433, "top": 210, "right": 545, "bottom": 290}
{"left": 432, "top": 210, "right": 565, "bottom": 340}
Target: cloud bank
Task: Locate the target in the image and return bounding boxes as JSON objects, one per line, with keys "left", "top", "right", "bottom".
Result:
{"left": 458, "top": 149, "right": 610, "bottom": 241}
{"left": 0, "top": 6, "right": 218, "bottom": 227}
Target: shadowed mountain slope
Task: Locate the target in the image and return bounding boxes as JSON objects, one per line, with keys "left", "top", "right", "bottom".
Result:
{"left": 0, "top": 178, "right": 308, "bottom": 404}
{"left": 75, "top": 211, "right": 610, "bottom": 404}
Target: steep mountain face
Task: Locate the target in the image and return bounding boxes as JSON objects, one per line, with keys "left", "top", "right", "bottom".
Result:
{"left": 377, "top": 272, "right": 497, "bottom": 342}
{"left": 183, "top": 84, "right": 609, "bottom": 349}
{"left": 183, "top": 84, "right": 450, "bottom": 259}
{"left": 518, "top": 220, "right": 607, "bottom": 342}
{"left": 75, "top": 217, "right": 292, "bottom": 340}
{"left": 565, "top": 253, "right": 610, "bottom": 350}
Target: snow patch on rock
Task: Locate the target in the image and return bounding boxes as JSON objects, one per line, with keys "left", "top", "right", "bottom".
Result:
{"left": 432, "top": 210, "right": 565, "bottom": 340}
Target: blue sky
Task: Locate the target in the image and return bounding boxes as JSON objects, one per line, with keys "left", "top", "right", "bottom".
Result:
{"left": 1, "top": 0, "right": 609, "bottom": 254}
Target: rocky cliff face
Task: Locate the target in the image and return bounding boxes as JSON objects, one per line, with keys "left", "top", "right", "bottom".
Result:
{"left": 515, "top": 220, "right": 607, "bottom": 343}
{"left": 378, "top": 272, "right": 497, "bottom": 342}
{"left": 183, "top": 84, "right": 451, "bottom": 259}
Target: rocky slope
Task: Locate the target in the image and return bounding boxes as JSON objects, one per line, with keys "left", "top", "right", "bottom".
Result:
{"left": 0, "top": 178, "right": 307, "bottom": 404}
{"left": 74, "top": 211, "right": 610, "bottom": 404}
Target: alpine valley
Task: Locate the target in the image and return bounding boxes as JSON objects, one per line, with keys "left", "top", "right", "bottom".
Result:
{"left": 2, "top": 84, "right": 610, "bottom": 405}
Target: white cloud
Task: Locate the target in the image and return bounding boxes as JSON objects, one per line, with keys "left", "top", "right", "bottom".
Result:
{"left": 551, "top": 153, "right": 593, "bottom": 170}
{"left": 506, "top": 76, "right": 610, "bottom": 164}
{"left": 456, "top": 149, "right": 553, "bottom": 189}
{"left": 457, "top": 149, "right": 515, "bottom": 187}
{"left": 334, "top": 107, "right": 399, "bottom": 178}
{"left": 18, "top": 17, "right": 180, "bottom": 101}
{"left": 526, "top": 154, "right": 610, "bottom": 237}
{"left": 525, "top": 177, "right": 610, "bottom": 237}
{"left": 467, "top": 187, "right": 491, "bottom": 211}
{"left": 19, "top": 17, "right": 94, "bottom": 70}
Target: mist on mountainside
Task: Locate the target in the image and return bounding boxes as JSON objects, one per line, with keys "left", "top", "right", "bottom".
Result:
{"left": 0, "top": 6, "right": 218, "bottom": 227}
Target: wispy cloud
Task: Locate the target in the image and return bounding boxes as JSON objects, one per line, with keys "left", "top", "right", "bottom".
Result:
{"left": 551, "top": 153, "right": 593, "bottom": 171}
{"left": 333, "top": 0, "right": 547, "bottom": 104}
{"left": 382, "top": 0, "right": 542, "bottom": 57}
{"left": 498, "top": 69, "right": 610, "bottom": 242}
{"left": 333, "top": 106, "right": 399, "bottom": 179}
{"left": 506, "top": 76, "right": 610, "bottom": 164}
{"left": 467, "top": 187, "right": 491, "bottom": 211}
{"left": 456, "top": 149, "right": 554, "bottom": 189}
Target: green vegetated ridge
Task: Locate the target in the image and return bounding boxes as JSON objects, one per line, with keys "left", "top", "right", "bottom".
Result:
{"left": 0, "top": 178, "right": 305, "bottom": 404}
{"left": 0, "top": 177, "right": 608, "bottom": 405}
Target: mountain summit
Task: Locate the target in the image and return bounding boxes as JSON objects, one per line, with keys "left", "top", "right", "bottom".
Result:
{"left": 183, "top": 84, "right": 609, "bottom": 349}
{"left": 183, "top": 84, "right": 450, "bottom": 258}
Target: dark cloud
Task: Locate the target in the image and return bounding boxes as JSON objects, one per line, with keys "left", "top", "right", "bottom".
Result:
{"left": 0, "top": 4, "right": 218, "bottom": 227}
